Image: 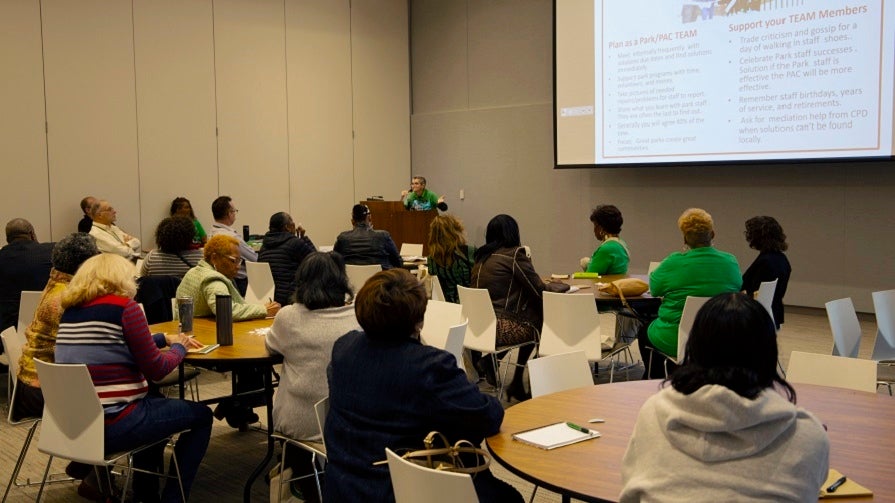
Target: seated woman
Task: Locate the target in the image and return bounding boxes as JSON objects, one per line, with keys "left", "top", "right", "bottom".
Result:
{"left": 426, "top": 214, "right": 475, "bottom": 303}
{"left": 170, "top": 196, "right": 207, "bottom": 249}
{"left": 742, "top": 215, "right": 791, "bottom": 329}
{"left": 642, "top": 208, "right": 741, "bottom": 379}
{"left": 140, "top": 216, "right": 204, "bottom": 278}
{"left": 324, "top": 269, "right": 522, "bottom": 502}
{"left": 620, "top": 293, "right": 829, "bottom": 502}
{"left": 266, "top": 252, "right": 359, "bottom": 502}
{"left": 55, "top": 254, "right": 212, "bottom": 503}
{"left": 177, "top": 234, "right": 280, "bottom": 428}
{"left": 470, "top": 214, "right": 569, "bottom": 401}
{"left": 583, "top": 204, "right": 629, "bottom": 274}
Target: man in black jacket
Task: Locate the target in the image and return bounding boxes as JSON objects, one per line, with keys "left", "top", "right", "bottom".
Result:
{"left": 333, "top": 204, "right": 402, "bottom": 270}
{"left": 258, "top": 212, "right": 316, "bottom": 305}
{"left": 0, "top": 219, "right": 54, "bottom": 333}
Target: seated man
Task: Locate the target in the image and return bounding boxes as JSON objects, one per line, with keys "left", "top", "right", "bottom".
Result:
{"left": 0, "top": 219, "right": 54, "bottom": 331}
{"left": 401, "top": 175, "right": 448, "bottom": 211}
{"left": 89, "top": 199, "right": 141, "bottom": 260}
{"left": 333, "top": 204, "right": 402, "bottom": 270}
{"left": 208, "top": 195, "right": 257, "bottom": 296}
{"left": 77, "top": 196, "right": 96, "bottom": 233}
{"left": 258, "top": 212, "right": 316, "bottom": 306}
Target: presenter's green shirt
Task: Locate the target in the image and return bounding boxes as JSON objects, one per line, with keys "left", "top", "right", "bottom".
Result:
{"left": 647, "top": 246, "right": 742, "bottom": 357}
{"left": 586, "top": 238, "right": 629, "bottom": 275}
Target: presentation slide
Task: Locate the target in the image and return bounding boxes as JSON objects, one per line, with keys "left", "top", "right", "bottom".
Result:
{"left": 555, "top": 0, "right": 895, "bottom": 166}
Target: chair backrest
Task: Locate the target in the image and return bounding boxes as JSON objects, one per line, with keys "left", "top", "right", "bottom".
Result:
{"left": 2, "top": 327, "right": 27, "bottom": 422}
{"left": 442, "top": 321, "right": 468, "bottom": 372}
{"left": 34, "top": 359, "right": 107, "bottom": 464}
{"left": 345, "top": 264, "right": 382, "bottom": 293}
{"left": 539, "top": 292, "right": 604, "bottom": 361}
{"left": 786, "top": 351, "right": 877, "bottom": 393}
{"left": 244, "top": 261, "right": 276, "bottom": 304}
{"left": 430, "top": 275, "right": 446, "bottom": 302}
{"left": 676, "top": 296, "right": 710, "bottom": 364}
{"left": 399, "top": 243, "right": 423, "bottom": 258}
{"left": 647, "top": 261, "right": 661, "bottom": 275}
{"left": 314, "top": 396, "right": 329, "bottom": 450}
{"left": 825, "top": 297, "right": 862, "bottom": 358}
{"left": 17, "top": 290, "right": 43, "bottom": 335}
{"left": 755, "top": 279, "right": 778, "bottom": 322}
{"left": 457, "top": 286, "right": 497, "bottom": 353}
{"left": 871, "top": 289, "right": 895, "bottom": 361}
{"left": 420, "top": 300, "right": 464, "bottom": 348}
{"left": 385, "top": 448, "right": 477, "bottom": 503}
{"left": 528, "top": 351, "right": 593, "bottom": 398}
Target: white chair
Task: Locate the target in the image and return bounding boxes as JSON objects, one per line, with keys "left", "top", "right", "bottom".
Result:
{"left": 430, "top": 275, "right": 446, "bottom": 302}
{"left": 17, "top": 290, "right": 43, "bottom": 336}
{"left": 457, "top": 286, "right": 537, "bottom": 401}
{"left": 245, "top": 261, "right": 276, "bottom": 305}
{"left": 646, "top": 296, "right": 710, "bottom": 378}
{"left": 345, "top": 264, "right": 382, "bottom": 292}
{"left": 420, "top": 300, "right": 466, "bottom": 371}
{"left": 399, "top": 243, "right": 423, "bottom": 258}
{"left": 2, "top": 329, "right": 76, "bottom": 502}
{"left": 271, "top": 396, "right": 329, "bottom": 503}
{"left": 825, "top": 297, "right": 862, "bottom": 358}
{"left": 754, "top": 279, "right": 778, "bottom": 325}
{"left": 528, "top": 351, "right": 593, "bottom": 398}
{"left": 34, "top": 359, "right": 188, "bottom": 501}
{"left": 539, "top": 292, "right": 634, "bottom": 382}
{"left": 786, "top": 351, "right": 877, "bottom": 393}
{"left": 385, "top": 448, "right": 477, "bottom": 503}
{"left": 871, "top": 289, "right": 895, "bottom": 395}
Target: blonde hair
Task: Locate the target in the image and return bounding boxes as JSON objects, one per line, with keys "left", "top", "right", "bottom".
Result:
{"left": 61, "top": 254, "right": 137, "bottom": 308}
{"left": 204, "top": 234, "right": 239, "bottom": 261}
{"left": 678, "top": 208, "right": 714, "bottom": 247}
{"left": 427, "top": 214, "right": 466, "bottom": 266}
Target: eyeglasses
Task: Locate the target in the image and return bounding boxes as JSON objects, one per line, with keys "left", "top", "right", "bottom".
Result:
{"left": 223, "top": 255, "right": 243, "bottom": 265}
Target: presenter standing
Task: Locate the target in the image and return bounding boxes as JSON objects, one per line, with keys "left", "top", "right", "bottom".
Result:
{"left": 401, "top": 176, "right": 448, "bottom": 211}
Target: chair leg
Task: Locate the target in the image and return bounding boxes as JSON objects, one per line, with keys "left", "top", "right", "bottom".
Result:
{"left": 528, "top": 484, "right": 539, "bottom": 503}
{"left": 2, "top": 420, "right": 39, "bottom": 502}
{"left": 276, "top": 442, "right": 288, "bottom": 503}
{"left": 492, "top": 352, "right": 505, "bottom": 402}
{"left": 34, "top": 455, "right": 54, "bottom": 502}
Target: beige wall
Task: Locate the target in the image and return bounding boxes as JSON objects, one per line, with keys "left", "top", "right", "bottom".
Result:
{"left": 410, "top": 0, "right": 895, "bottom": 312}
{"left": 0, "top": 0, "right": 409, "bottom": 249}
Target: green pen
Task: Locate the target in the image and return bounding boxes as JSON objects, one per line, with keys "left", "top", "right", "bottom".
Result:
{"left": 566, "top": 422, "right": 589, "bottom": 434}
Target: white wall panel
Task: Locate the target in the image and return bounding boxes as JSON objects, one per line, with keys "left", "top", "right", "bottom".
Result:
{"left": 285, "top": 0, "right": 354, "bottom": 246}
{"left": 133, "top": 0, "right": 219, "bottom": 248}
{"left": 0, "top": 0, "right": 50, "bottom": 242}
{"left": 350, "top": 0, "right": 411, "bottom": 201}
{"left": 42, "top": 0, "right": 141, "bottom": 241}
{"left": 214, "top": 0, "right": 290, "bottom": 236}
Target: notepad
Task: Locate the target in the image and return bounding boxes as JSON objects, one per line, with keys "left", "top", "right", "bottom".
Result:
{"left": 188, "top": 343, "right": 220, "bottom": 355}
{"left": 818, "top": 469, "right": 872, "bottom": 498}
{"left": 512, "top": 422, "right": 600, "bottom": 450}
{"left": 551, "top": 274, "right": 570, "bottom": 280}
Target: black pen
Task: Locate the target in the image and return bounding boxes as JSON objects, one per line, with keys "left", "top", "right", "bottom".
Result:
{"left": 826, "top": 475, "right": 847, "bottom": 493}
{"left": 566, "top": 422, "right": 589, "bottom": 434}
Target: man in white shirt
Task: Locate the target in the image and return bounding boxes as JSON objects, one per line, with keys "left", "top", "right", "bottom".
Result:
{"left": 208, "top": 195, "right": 256, "bottom": 296}
{"left": 89, "top": 200, "right": 141, "bottom": 261}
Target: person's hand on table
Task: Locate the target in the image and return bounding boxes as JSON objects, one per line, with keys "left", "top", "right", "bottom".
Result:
{"left": 401, "top": 189, "right": 409, "bottom": 198}
{"left": 437, "top": 195, "right": 445, "bottom": 204}
{"left": 265, "top": 300, "right": 281, "bottom": 317}
{"left": 166, "top": 332, "right": 203, "bottom": 349}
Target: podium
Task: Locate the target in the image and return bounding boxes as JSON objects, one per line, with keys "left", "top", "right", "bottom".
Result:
{"left": 362, "top": 200, "right": 435, "bottom": 255}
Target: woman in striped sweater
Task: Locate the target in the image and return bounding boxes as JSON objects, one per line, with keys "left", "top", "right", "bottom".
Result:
{"left": 56, "top": 253, "right": 212, "bottom": 503}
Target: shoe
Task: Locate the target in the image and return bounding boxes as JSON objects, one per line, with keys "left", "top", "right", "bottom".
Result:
{"left": 226, "top": 407, "right": 259, "bottom": 431}
{"left": 505, "top": 382, "right": 531, "bottom": 403}
{"left": 66, "top": 461, "right": 93, "bottom": 480}
{"left": 475, "top": 359, "right": 497, "bottom": 387}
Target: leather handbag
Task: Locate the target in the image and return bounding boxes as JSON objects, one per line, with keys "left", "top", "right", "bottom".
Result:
{"left": 597, "top": 278, "right": 649, "bottom": 310}
{"left": 375, "top": 431, "right": 491, "bottom": 475}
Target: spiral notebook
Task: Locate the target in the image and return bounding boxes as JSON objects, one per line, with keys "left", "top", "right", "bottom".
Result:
{"left": 187, "top": 343, "right": 220, "bottom": 355}
{"left": 818, "top": 469, "right": 872, "bottom": 498}
{"left": 512, "top": 422, "right": 600, "bottom": 450}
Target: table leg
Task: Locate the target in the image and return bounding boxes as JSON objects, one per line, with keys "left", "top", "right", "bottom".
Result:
{"left": 243, "top": 364, "right": 276, "bottom": 502}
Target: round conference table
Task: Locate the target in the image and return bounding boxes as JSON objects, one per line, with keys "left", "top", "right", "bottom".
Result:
{"left": 487, "top": 380, "right": 895, "bottom": 502}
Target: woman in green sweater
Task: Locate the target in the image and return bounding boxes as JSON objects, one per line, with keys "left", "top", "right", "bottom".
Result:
{"left": 584, "top": 204, "right": 629, "bottom": 274}
{"left": 641, "top": 208, "right": 741, "bottom": 379}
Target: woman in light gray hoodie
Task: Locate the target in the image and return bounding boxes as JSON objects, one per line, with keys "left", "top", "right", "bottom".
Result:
{"left": 620, "top": 293, "right": 829, "bottom": 502}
